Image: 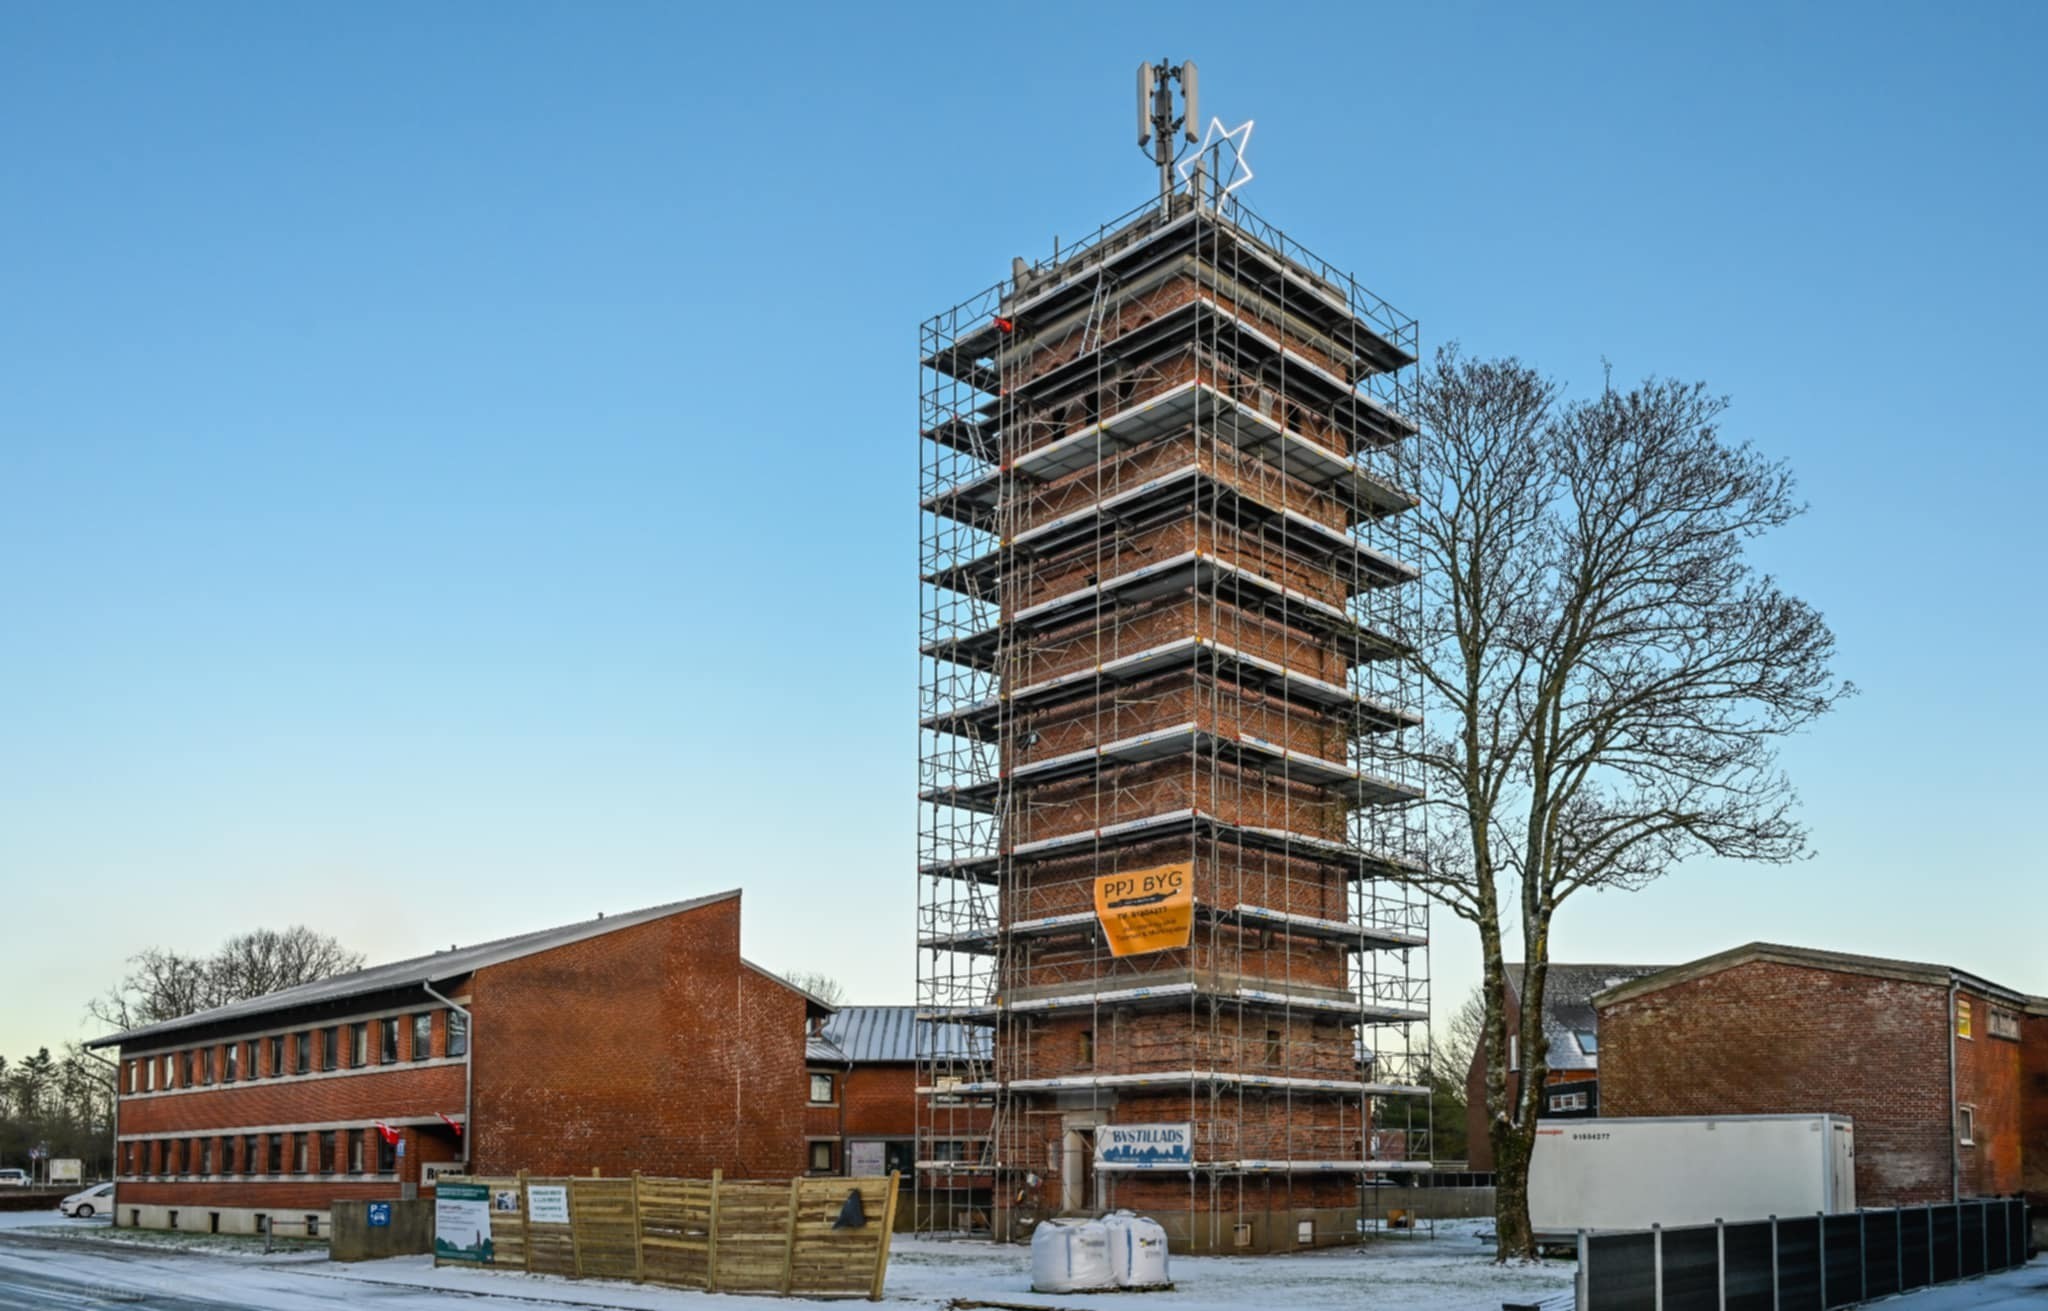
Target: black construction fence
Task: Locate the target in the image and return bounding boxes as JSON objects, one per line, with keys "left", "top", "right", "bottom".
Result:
{"left": 1577, "top": 1197, "right": 2031, "bottom": 1310}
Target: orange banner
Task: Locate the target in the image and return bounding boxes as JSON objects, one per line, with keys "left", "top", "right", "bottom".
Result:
{"left": 1093, "top": 863, "right": 1194, "bottom": 957}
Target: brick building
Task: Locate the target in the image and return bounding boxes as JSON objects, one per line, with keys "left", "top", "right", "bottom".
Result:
{"left": 803, "top": 1006, "right": 992, "bottom": 1216}
{"left": 89, "top": 890, "right": 830, "bottom": 1234}
{"left": 1462, "top": 963, "right": 1667, "bottom": 1171}
{"left": 1595, "top": 943, "right": 2043, "bottom": 1207}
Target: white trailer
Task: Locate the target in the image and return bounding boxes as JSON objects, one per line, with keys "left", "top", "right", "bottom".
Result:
{"left": 1529, "top": 1114, "right": 1855, "bottom": 1238}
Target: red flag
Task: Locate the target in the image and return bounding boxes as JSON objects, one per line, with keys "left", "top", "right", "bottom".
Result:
{"left": 374, "top": 1121, "right": 401, "bottom": 1146}
{"left": 437, "top": 1112, "right": 464, "bottom": 1137}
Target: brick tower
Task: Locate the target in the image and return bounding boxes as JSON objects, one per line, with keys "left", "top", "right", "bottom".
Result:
{"left": 917, "top": 68, "right": 1430, "bottom": 1253}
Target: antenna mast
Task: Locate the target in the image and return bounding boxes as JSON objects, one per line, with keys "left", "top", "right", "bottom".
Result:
{"left": 1136, "top": 59, "right": 1198, "bottom": 211}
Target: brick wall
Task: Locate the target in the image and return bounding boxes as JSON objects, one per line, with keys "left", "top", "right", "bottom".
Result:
{"left": 1600, "top": 961, "right": 1961, "bottom": 1205}
{"left": 1955, "top": 990, "right": 2024, "bottom": 1197}
{"left": 2023, "top": 1010, "right": 2048, "bottom": 1204}
{"left": 469, "top": 894, "right": 806, "bottom": 1181}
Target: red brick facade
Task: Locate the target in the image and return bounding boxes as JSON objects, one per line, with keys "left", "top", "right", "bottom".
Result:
{"left": 97, "top": 891, "right": 818, "bottom": 1231}
{"left": 1596, "top": 948, "right": 2037, "bottom": 1207}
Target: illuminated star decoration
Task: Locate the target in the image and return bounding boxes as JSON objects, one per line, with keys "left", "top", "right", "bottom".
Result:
{"left": 1177, "top": 117, "right": 1255, "bottom": 198}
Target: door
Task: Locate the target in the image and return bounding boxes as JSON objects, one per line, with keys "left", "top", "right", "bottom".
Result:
{"left": 1062, "top": 1129, "right": 1097, "bottom": 1213}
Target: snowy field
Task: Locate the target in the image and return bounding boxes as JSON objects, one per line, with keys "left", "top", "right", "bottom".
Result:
{"left": 1, "top": 1208, "right": 2039, "bottom": 1310}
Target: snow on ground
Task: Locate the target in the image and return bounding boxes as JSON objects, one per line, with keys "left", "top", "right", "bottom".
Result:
{"left": 0, "top": 1212, "right": 1576, "bottom": 1311}
{"left": 1, "top": 1207, "right": 2036, "bottom": 1310}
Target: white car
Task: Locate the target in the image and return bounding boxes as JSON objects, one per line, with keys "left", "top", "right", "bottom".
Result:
{"left": 59, "top": 1183, "right": 114, "bottom": 1218}
{"left": 0, "top": 1169, "right": 28, "bottom": 1188}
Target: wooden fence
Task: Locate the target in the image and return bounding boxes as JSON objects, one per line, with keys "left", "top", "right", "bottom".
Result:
{"left": 435, "top": 1171, "right": 900, "bottom": 1300}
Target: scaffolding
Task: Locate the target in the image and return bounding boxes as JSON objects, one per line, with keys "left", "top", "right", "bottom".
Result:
{"left": 917, "top": 176, "right": 1429, "bottom": 1253}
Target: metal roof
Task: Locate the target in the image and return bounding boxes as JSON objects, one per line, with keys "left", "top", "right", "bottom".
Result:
{"left": 88, "top": 890, "right": 743, "bottom": 1050}
{"left": 1505, "top": 963, "right": 1670, "bottom": 1072}
{"left": 817, "top": 1006, "right": 989, "bottom": 1064}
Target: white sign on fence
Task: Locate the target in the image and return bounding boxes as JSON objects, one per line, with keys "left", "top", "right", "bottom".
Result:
{"left": 847, "top": 1141, "right": 888, "bottom": 1176}
{"left": 434, "top": 1182, "right": 494, "bottom": 1264}
{"left": 527, "top": 1185, "right": 571, "bottom": 1225}
{"left": 49, "top": 1160, "right": 82, "bottom": 1186}
{"left": 1095, "top": 1123, "right": 1194, "bottom": 1169}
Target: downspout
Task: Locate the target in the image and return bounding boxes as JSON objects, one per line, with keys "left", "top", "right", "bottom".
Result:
{"left": 1947, "top": 976, "right": 1960, "bottom": 1203}
{"left": 424, "top": 981, "right": 472, "bottom": 1166}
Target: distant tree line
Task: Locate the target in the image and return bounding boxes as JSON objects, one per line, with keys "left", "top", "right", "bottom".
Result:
{"left": 0, "top": 926, "right": 362, "bottom": 1178}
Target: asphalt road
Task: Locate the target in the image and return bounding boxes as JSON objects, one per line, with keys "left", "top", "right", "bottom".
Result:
{"left": 0, "top": 1228, "right": 252, "bottom": 1311}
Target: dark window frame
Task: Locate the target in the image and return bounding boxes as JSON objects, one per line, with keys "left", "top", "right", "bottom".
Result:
{"left": 379, "top": 1017, "right": 399, "bottom": 1063}
{"left": 412, "top": 1013, "right": 433, "bottom": 1061}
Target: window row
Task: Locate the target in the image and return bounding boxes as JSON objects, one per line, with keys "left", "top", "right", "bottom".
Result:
{"left": 121, "top": 1127, "right": 398, "bottom": 1177}
{"left": 124, "top": 1010, "right": 467, "bottom": 1093}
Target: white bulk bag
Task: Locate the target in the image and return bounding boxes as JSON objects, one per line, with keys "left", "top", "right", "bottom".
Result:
{"left": 1030, "top": 1217, "right": 1114, "bottom": 1293}
{"left": 1102, "top": 1210, "right": 1172, "bottom": 1289}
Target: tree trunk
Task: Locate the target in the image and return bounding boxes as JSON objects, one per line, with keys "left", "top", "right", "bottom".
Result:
{"left": 1492, "top": 1115, "right": 1537, "bottom": 1260}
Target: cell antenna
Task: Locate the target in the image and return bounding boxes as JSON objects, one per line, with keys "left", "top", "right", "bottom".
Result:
{"left": 1137, "top": 58, "right": 1199, "bottom": 210}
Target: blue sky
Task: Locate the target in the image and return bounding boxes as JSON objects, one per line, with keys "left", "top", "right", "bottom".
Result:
{"left": 2, "top": 3, "right": 2043, "bottom": 1057}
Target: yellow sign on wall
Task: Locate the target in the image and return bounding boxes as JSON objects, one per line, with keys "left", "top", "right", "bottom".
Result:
{"left": 1093, "top": 863, "right": 1194, "bottom": 957}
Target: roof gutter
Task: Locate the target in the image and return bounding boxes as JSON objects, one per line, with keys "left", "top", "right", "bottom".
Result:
{"left": 423, "top": 981, "right": 472, "bottom": 1165}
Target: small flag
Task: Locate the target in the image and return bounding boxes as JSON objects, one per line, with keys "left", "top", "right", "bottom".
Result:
{"left": 437, "top": 1112, "right": 464, "bottom": 1137}
{"left": 992, "top": 315, "right": 1014, "bottom": 334}
{"left": 374, "top": 1122, "right": 401, "bottom": 1146}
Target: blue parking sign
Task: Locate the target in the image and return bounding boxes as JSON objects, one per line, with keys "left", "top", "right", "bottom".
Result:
{"left": 368, "top": 1203, "right": 391, "bottom": 1228}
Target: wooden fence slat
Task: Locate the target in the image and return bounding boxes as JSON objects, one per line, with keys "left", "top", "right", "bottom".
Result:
{"left": 429, "top": 1170, "right": 893, "bottom": 1299}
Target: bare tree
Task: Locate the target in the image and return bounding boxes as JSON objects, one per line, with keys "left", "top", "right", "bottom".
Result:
{"left": 1435, "top": 983, "right": 1488, "bottom": 1082}
{"left": 1400, "top": 348, "right": 1850, "bottom": 1259}
{"left": 87, "top": 928, "right": 364, "bottom": 1032}
{"left": 209, "top": 927, "right": 365, "bottom": 1002}
{"left": 780, "top": 970, "right": 848, "bottom": 1008}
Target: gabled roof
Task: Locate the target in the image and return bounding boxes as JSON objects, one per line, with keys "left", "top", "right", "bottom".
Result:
{"left": 88, "top": 891, "right": 743, "bottom": 1050}
{"left": 817, "top": 1005, "right": 990, "bottom": 1064}
{"left": 742, "top": 960, "right": 838, "bottom": 1020}
{"left": 1505, "top": 963, "right": 1670, "bottom": 1072}
{"left": 1591, "top": 942, "right": 2032, "bottom": 1011}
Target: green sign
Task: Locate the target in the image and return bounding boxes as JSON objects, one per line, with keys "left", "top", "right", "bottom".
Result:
{"left": 434, "top": 1182, "right": 494, "bottom": 1264}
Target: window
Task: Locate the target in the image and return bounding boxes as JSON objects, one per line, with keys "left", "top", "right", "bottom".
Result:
{"left": 162, "top": 1054, "right": 175, "bottom": 1088}
{"left": 348, "top": 1129, "right": 365, "bottom": 1173}
{"left": 1989, "top": 1007, "right": 2021, "bottom": 1041}
{"left": 446, "top": 1010, "right": 469, "bottom": 1058}
{"left": 269, "top": 1034, "right": 283, "bottom": 1078}
{"left": 1509, "top": 1035, "right": 1520, "bottom": 1072}
{"left": 181, "top": 1051, "right": 195, "bottom": 1086}
{"left": 809, "top": 1141, "right": 834, "bottom": 1173}
{"left": 322, "top": 1027, "right": 339, "bottom": 1071}
{"left": 121, "top": 1142, "right": 134, "bottom": 1174}
{"left": 810, "top": 1072, "right": 836, "bottom": 1104}
{"left": 143, "top": 1060, "right": 154, "bottom": 1092}
{"left": 1549, "top": 1091, "right": 1589, "bottom": 1112}
{"left": 380, "top": 1017, "right": 399, "bottom": 1063}
{"left": 319, "top": 1131, "right": 337, "bottom": 1174}
{"left": 1574, "top": 1030, "right": 1599, "bottom": 1055}
{"left": 1959, "top": 1105, "right": 1976, "bottom": 1146}
{"left": 199, "top": 1138, "right": 213, "bottom": 1175}
{"left": 350, "top": 1023, "right": 368, "bottom": 1068}
{"left": 1264, "top": 1029, "right": 1284, "bottom": 1066}
{"left": 1957, "top": 998, "right": 1973, "bottom": 1040}
{"left": 245, "top": 1135, "right": 260, "bottom": 1174}
{"left": 1079, "top": 1029, "right": 1095, "bottom": 1066}
{"left": 412, "top": 1013, "right": 433, "bottom": 1061}
{"left": 200, "top": 1047, "right": 213, "bottom": 1085}
{"left": 267, "top": 1134, "right": 284, "bottom": 1174}
{"left": 224, "top": 1043, "right": 239, "bottom": 1083}
{"left": 376, "top": 1131, "right": 397, "bottom": 1173}
{"left": 296, "top": 1032, "right": 311, "bottom": 1074}
{"left": 294, "top": 1135, "right": 309, "bottom": 1174}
